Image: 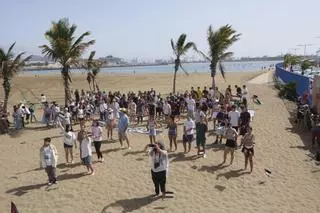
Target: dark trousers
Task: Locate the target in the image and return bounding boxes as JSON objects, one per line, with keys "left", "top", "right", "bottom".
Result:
{"left": 94, "top": 141, "right": 103, "bottom": 159}
{"left": 100, "top": 112, "right": 106, "bottom": 121}
{"left": 45, "top": 166, "right": 57, "bottom": 183}
{"left": 151, "top": 170, "right": 166, "bottom": 194}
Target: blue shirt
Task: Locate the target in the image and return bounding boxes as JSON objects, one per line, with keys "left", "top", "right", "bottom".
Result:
{"left": 118, "top": 112, "right": 129, "bottom": 132}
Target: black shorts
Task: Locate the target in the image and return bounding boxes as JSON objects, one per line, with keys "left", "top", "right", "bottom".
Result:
{"left": 78, "top": 117, "right": 84, "bottom": 121}
{"left": 225, "top": 139, "right": 237, "bottom": 148}
{"left": 183, "top": 134, "right": 193, "bottom": 143}
{"left": 64, "top": 143, "right": 73, "bottom": 148}
{"left": 242, "top": 147, "right": 254, "bottom": 156}
{"left": 232, "top": 126, "right": 238, "bottom": 131}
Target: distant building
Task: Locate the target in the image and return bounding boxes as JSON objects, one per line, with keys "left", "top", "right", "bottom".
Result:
{"left": 99, "top": 55, "right": 125, "bottom": 66}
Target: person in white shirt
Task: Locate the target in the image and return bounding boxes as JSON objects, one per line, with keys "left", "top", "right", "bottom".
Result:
{"left": 162, "top": 100, "right": 171, "bottom": 122}
{"left": 80, "top": 130, "right": 95, "bottom": 175}
{"left": 77, "top": 105, "right": 85, "bottom": 129}
{"left": 144, "top": 142, "right": 169, "bottom": 199}
{"left": 242, "top": 85, "right": 248, "bottom": 100}
{"left": 92, "top": 120, "right": 104, "bottom": 162}
{"left": 41, "top": 94, "right": 47, "bottom": 104}
{"left": 40, "top": 137, "right": 58, "bottom": 185}
{"left": 128, "top": 99, "right": 137, "bottom": 123}
{"left": 99, "top": 100, "right": 108, "bottom": 121}
{"left": 62, "top": 124, "right": 77, "bottom": 164}
{"left": 228, "top": 105, "right": 240, "bottom": 131}
{"left": 64, "top": 108, "right": 71, "bottom": 128}
{"left": 187, "top": 95, "right": 196, "bottom": 119}
{"left": 105, "top": 108, "right": 114, "bottom": 140}
{"left": 183, "top": 116, "right": 195, "bottom": 153}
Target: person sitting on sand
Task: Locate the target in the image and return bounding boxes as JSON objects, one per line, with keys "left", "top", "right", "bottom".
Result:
{"left": 40, "top": 137, "right": 58, "bottom": 185}
{"left": 223, "top": 123, "right": 238, "bottom": 165}
{"left": 241, "top": 126, "right": 255, "bottom": 173}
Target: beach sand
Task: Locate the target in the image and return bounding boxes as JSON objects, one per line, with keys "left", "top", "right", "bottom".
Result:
{"left": 0, "top": 71, "right": 319, "bottom": 213}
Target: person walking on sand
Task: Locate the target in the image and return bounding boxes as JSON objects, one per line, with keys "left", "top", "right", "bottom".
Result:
{"left": 144, "top": 142, "right": 169, "bottom": 199}
{"left": 92, "top": 120, "right": 104, "bottom": 162}
{"left": 40, "top": 137, "right": 58, "bottom": 185}
{"left": 196, "top": 115, "right": 208, "bottom": 158}
{"left": 167, "top": 116, "right": 177, "bottom": 152}
{"left": 223, "top": 123, "right": 238, "bottom": 165}
{"left": 128, "top": 99, "right": 137, "bottom": 123}
{"left": 228, "top": 105, "right": 240, "bottom": 132}
{"left": 81, "top": 130, "right": 95, "bottom": 175}
{"left": 118, "top": 108, "right": 131, "bottom": 149}
{"left": 183, "top": 116, "right": 195, "bottom": 153}
{"left": 62, "top": 124, "right": 77, "bottom": 164}
{"left": 241, "top": 126, "right": 255, "bottom": 173}
{"left": 147, "top": 115, "right": 158, "bottom": 144}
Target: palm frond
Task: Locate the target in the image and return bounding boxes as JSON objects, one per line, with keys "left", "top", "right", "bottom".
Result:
{"left": 6, "top": 42, "right": 16, "bottom": 59}
{"left": 179, "top": 64, "right": 189, "bottom": 76}
{"left": 197, "top": 50, "right": 211, "bottom": 61}
{"left": 181, "top": 42, "right": 196, "bottom": 55}
{"left": 176, "top": 34, "right": 187, "bottom": 55}
{"left": 171, "top": 39, "right": 177, "bottom": 56}
{"left": 218, "top": 62, "right": 226, "bottom": 79}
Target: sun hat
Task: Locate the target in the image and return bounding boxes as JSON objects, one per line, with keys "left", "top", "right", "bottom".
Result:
{"left": 119, "top": 108, "right": 127, "bottom": 113}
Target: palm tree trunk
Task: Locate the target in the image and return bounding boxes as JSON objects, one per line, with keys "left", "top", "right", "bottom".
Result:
{"left": 210, "top": 62, "right": 217, "bottom": 89}
{"left": 173, "top": 60, "right": 179, "bottom": 94}
{"left": 62, "top": 67, "right": 71, "bottom": 106}
{"left": 2, "top": 78, "right": 10, "bottom": 112}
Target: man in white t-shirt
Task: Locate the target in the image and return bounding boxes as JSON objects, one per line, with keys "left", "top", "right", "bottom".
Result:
{"left": 163, "top": 100, "right": 171, "bottom": 121}
{"left": 183, "top": 116, "right": 195, "bottom": 153}
{"left": 99, "top": 101, "right": 108, "bottom": 121}
{"left": 41, "top": 94, "right": 47, "bottom": 104}
{"left": 228, "top": 105, "right": 240, "bottom": 131}
{"left": 187, "top": 95, "right": 196, "bottom": 119}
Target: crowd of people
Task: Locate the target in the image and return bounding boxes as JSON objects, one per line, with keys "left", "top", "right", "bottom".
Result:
{"left": 37, "top": 84, "right": 255, "bottom": 197}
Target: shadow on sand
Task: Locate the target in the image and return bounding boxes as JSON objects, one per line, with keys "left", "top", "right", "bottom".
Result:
{"left": 216, "top": 169, "right": 250, "bottom": 180}
{"left": 101, "top": 195, "right": 161, "bottom": 213}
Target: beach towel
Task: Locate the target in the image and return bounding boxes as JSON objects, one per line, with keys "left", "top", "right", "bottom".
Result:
{"left": 127, "top": 127, "right": 162, "bottom": 135}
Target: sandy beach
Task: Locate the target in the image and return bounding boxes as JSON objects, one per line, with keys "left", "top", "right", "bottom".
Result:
{"left": 0, "top": 71, "right": 319, "bottom": 213}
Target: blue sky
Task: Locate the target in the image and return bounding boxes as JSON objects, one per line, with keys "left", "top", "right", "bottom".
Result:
{"left": 1, "top": 0, "right": 320, "bottom": 61}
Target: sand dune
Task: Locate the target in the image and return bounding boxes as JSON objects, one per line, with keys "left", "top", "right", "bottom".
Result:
{"left": 0, "top": 71, "right": 319, "bottom": 213}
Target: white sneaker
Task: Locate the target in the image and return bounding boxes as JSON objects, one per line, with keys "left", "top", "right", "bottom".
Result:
{"left": 203, "top": 154, "right": 207, "bottom": 158}
{"left": 128, "top": 146, "right": 132, "bottom": 150}
{"left": 48, "top": 182, "right": 53, "bottom": 186}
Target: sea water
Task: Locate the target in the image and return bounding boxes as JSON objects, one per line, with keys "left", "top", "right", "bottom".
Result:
{"left": 21, "top": 60, "right": 280, "bottom": 76}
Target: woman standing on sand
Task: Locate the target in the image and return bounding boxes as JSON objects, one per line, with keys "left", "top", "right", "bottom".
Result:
{"left": 92, "top": 120, "right": 104, "bottom": 162}
{"left": 63, "top": 124, "right": 77, "bottom": 164}
{"left": 167, "top": 116, "right": 177, "bottom": 151}
{"left": 80, "top": 128, "right": 95, "bottom": 175}
{"left": 105, "top": 108, "right": 115, "bottom": 140}
{"left": 147, "top": 115, "right": 158, "bottom": 144}
{"left": 241, "top": 126, "right": 255, "bottom": 173}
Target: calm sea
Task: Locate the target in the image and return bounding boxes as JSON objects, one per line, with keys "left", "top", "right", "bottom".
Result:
{"left": 21, "top": 61, "right": 280, "bottom": 75}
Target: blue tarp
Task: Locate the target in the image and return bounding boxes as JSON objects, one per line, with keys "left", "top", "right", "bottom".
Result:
{"left": 275, "top": 63, "right": 312, "bottom": 105}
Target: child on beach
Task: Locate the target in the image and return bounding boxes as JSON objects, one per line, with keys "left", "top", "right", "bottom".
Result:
{"left": 241, "top": 126, "right": 255, "bottom": 173}
{"left": 223, "top": 123, "right": 238, "bottom": 165}
{"left": 40, "top": 137, "right": 58, "bottom": 185}
{"left": 147, "top": 115, "right": 158, "bottom": 144}
{"left": 167, "top": 116, "right": 177, "bottom": 151}
{"left": 81, "top": 130, "right": 95, "bottom": 175}
{"left": 183, "top": 116, "right": 195, "bottom": 153}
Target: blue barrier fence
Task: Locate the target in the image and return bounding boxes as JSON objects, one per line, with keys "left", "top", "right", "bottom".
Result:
{"left": 275, "top": 63, "right": 312, "bottom": 105}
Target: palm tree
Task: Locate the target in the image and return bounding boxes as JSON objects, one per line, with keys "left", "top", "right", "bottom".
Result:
{"left": 199, "top": 25, "right": 241, "bottom": 88}
{"left": 283, "top": 54, "right": 300, "bottom": 70}
{"left": 171, "top": 34, "right": 196, "bottom": 94}
{"left": 40, "top": 18, "right": 95, "bottom": 105}
{"left": 0, "top": 42, "right": 31, "bottom": 112}
{"left": 300, "top": 59, "right": 313, "bottom": 75}
{"left": 85, "top": 51, "right": 102, "bottom": 92}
